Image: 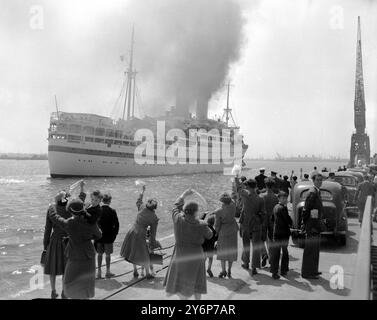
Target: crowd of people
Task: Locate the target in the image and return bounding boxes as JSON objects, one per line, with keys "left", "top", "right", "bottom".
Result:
{"left": 41, "top": 165, "right": 376, "bottom": 300}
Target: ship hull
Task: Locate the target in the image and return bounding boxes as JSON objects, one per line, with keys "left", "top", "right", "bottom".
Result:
{"left": 47, "top": 112, "right": 247, "bottom": 178}
{"left": 48, "top": 149, "right": 234, "bottom": 177}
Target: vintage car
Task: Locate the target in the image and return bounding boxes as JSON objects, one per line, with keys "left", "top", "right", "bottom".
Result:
{"left": 347, "top": 167, "right": 369, "bottom": 179}
{"left": 323, "top": 172, "right": 359, "bottom": 216}
{"left": 291, "top": 180, "right": 348, "bottom": 247}
{"left": 345, "top": 170, "right": 365, "bottom": 184}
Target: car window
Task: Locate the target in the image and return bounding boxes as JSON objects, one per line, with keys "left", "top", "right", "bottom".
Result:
{"left": 300, "top": 189, "right": 333, "bottom": 201}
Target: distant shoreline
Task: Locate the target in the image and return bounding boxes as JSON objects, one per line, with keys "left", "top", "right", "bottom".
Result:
{"left": 0, "top": 155, "right": 48, "bottom": 161}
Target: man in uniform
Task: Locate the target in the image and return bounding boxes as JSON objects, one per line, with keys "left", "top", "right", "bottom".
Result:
{"left": 270, "top": 191, "right": 292, "bottom": 279}
{"left": 301, "top": 173, "right": 324, "bottom": 279}
{"left": 255, "top": 168, "right": 267, "bottom": 193}
{"left": 270, "top": 171, "right": 281, "bottom": 194}
{"left": 280, "top": 175, "right": 291, "bottom": 195}
{"left": 260, "top": 178, "right": 278, "bottom": 267}
{"left": 238, "top": 179, "right": 265, "bottom": 275}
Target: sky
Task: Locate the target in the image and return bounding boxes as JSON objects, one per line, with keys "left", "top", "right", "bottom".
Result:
{"left": 0, "top": 0, "right": 376, "bottom": 158}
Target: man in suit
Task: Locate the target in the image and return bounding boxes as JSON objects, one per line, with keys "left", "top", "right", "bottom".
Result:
{"left": 260, "top": 178, "right": 279, "bottom": 267}
{"left": 301, "top": 173, "right": 324, "bottom": 279}
{"left": 238, "top": 179, "right": 265, "bottom": 275}
{"left": 255, "top": 168, "right": 267, "bottom": 192}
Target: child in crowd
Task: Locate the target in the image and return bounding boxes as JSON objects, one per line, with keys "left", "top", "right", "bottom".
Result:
{"left": 201, "top": 214, "right": 218, "bottom": 278}
{"left": 95, "top": 193, "right": 119, "bottom": 279}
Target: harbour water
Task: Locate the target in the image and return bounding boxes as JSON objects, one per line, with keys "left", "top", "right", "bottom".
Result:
{"left": 0, "top": 159, "right": 345, "bottom": 299}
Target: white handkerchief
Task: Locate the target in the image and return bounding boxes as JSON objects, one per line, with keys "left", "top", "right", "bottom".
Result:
{"left": 310, "top": 209, "right": 319, "bottom": 219}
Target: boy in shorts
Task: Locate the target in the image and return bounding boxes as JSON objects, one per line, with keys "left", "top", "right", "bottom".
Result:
{"left": 95, "top": 193, "right": 119, "bottom": 279}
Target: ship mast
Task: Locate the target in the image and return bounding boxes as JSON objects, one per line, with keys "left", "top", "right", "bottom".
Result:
{"left": 122, "top": 25, "right": 137, "bottom": 120}
{"left": 54, "top": 95, "right": 60, "bottom": 120}
{"left": 222, "top": 81, "right": 239, "bottom": 129}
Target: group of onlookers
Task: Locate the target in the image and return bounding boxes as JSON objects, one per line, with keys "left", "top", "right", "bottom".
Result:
{"left": 42, "top": 164, "right": 376, "bottom": 300}
{"left": 43, "top": 182, "right": 119, "bottom": 299}
{"left": 233, "top": 172, "right": 294, "bottom": 280}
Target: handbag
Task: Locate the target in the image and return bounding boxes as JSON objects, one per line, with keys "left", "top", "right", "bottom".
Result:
{"left": 40, "top": 250, "right": 47, "bottom": 266}
{"left": 149, "top": 250, "right": 163, "bottom": 265}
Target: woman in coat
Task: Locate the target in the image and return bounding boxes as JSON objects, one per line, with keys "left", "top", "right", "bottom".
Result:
{"left": 48, "top": 198, "right": 102, "bottom": 299}
{"left": 164, "top": 189, "right": 213, "bottom": 300}
{"left": 43, "top": 191, "right": 71, "bottom": 299}
{"left": 120, "top": 185, "right": 160, "bottom": 279}
{"left": 213, "top": 193, "right": 238, "bottom": 278}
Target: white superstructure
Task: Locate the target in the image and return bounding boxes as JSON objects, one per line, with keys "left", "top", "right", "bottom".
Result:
{"left": 48, "top": 112, "right": 248, "bottom": 177}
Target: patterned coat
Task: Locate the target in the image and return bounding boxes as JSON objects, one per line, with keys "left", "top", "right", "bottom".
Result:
{"left": 213, "top": 202, "right": 238, "bottom": 261}
{"left": 120, "top": 193, "right": 159, "bottom": 266}
{"left": 164, "top": 197, "right": 212, "bottom": 297}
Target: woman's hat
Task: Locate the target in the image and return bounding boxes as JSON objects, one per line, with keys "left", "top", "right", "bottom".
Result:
{"left": 220, "top": 192, "right": 232, "bottom": 204}
{"left": 146, "top": 199, "right": 158, "bottom": 210}
{"left": 67, "top": 199, "right": 85, "bottom": 215}
{"left": 183, "top": 201, "right": 199, "bottom": 215}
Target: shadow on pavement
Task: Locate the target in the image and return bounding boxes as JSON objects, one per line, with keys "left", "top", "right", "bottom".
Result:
{"left": 207, "top": 277, "right": 254, "bottom": 295}
{"left": 95, "top": 278, "right": 122, "bottom": 291}
{"left": 132, "top": 276, "right": 165, "bottom": 290}
{"left": 254, "top": 270, "right": 314, "bottom": 293}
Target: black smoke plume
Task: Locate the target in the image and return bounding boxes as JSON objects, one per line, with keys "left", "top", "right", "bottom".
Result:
{"left": 125, "top": 0, "right": 247, "bottom": 116}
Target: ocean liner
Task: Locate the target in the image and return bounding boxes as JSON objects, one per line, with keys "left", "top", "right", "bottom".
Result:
{"left": 48, "top": 29, "right": 248, "bottom": 177}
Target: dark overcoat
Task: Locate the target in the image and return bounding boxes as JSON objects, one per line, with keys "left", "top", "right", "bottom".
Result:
{"left": 48, "top": 208, "right": 102, "bottom": 299}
